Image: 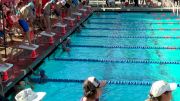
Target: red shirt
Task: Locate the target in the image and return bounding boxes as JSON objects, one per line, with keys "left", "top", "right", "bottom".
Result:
{"left": 6, "top": 16, "right": 13, "bottom": 28}
{"left": 42, "top": 0, "right": 49, "bottom": 8}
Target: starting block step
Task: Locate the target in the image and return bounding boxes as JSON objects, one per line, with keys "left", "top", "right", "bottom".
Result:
{"left": 54, "top": 23, "right": 67, "bottom": 27}
{"left": 64, "top": 17, "right": 76, "bottom": 21}
{"left": 19, "top": 43, "right": 39, "bottom": 50}
{"left": 72, "top": 12, "right": 82, "bottom": 16}
{"left": 79, "top": 8, "right": 87, "bottom": 12}
{"left": 40, "top": 31, "right": 56, "bottom": 37}
{"left": 0, "top": 63, "right": 13, "bottom": 72}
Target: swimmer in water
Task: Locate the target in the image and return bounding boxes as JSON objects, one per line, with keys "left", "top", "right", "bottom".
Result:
{"left": 62, "top": 37, "right": 71, "bottom": 52}
{"left": 39, "top": 69, "right": 48, "bottom": 84}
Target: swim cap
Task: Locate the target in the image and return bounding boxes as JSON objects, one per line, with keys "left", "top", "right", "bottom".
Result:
{"left": 40, "top": 70, "right": 45, "bottom": 75}
{"left": 87, "top": 76, "right": 100, "bottom": 88}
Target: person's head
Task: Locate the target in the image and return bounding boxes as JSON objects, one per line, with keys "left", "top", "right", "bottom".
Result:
{"left": 146, "top": 80, "right": 177, "bottom": 101}
{"left": 83, "top": 77, "right": 101, "bottom": 100}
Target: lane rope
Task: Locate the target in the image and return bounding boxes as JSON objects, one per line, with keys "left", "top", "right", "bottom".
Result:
{"left": 31, "top": 78, "right": 180, "bottom": 87}
{"left": 76, "top": 35, "right": 180, "bottom": 39}
{"left": 70, "top": 45, "right": 179, "bottom": 50}
{"left": 87, "top": 22, "right": 180, "bottom": 25}
{"left": 84, "top": 28, "right": 180, "bottom": 31}
{"left": 52, "top": 58, "right": 180, "bottom": 64}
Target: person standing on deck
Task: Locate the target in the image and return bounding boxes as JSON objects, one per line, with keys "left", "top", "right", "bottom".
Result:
{"left": 134, "top": 0, "right": 139, "bottom": 6}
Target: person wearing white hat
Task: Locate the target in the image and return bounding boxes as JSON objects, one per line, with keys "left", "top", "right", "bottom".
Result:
{"left": 145, "top": 80, "right": 177, "bottom": 101}
{"left": 81, "top": 76, "right": 106, "bottom": 101}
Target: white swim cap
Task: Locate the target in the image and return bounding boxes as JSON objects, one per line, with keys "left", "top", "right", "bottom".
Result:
{"left": 87, "top": 76, "right": 100, "bottom": 88}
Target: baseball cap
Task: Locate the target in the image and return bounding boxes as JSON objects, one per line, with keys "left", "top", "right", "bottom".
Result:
{"left": 87, "top": 76, "right": 100, "bottom": 88}
{"left": 150, "top": 80, "right": 177, "bottom": 97}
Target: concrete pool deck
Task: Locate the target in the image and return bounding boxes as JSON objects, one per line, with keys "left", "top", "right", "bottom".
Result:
{"left": 0, "top": 8, "right": 93, "bottom": 97}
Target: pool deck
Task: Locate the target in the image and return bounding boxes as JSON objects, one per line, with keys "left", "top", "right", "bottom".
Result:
{"left": 0, "top": 8, "right": 93, "bottom": 97}
{"left": 94, "top": 6, "right": 178, "bottom": 12}
{"left": 0, "top": 6, "right": 178, "bottom": 97}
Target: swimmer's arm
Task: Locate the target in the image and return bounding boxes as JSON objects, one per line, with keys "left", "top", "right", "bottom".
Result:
{"left": 99, "top": 80, "right": 107, "bottom": 87}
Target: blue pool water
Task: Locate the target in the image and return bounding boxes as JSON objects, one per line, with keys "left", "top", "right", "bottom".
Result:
{"left": 33, "top": 12, "right": 180, "bottom": 101}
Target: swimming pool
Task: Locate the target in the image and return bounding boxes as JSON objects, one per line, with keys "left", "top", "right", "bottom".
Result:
{"left": 33, "top": 12, "right": 180, "bottom": 101}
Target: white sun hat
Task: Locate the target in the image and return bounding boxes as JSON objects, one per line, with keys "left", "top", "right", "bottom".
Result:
{"left": 15, "top": 88, "right": 46, "bottom": 101}
{"left": 150, "top": 80, "right": 177, "bottom": 97}
{"left": 87, "top": 76, "right": 100, "bottom": 88}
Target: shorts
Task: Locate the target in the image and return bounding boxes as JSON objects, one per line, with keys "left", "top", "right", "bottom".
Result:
{"left": 0, "top": 31, "right": 4, "bottom": 37}
{"left": 18, "top": 19, "right": 29, "bottom": 32}
{"left": 54, "top": 9, "right": 60, "bottom": 16}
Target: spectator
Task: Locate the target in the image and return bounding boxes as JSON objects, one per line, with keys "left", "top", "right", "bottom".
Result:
{"left": 43, "top": 0, "right": 56, "bottom": 34}
{"left": 18, "top": 1, "right": 36, "bottom": 47}
{"left": 134, "top": 0, "right": 139, "bottom": 7}
{"left": 81, "top": 76, "right": 106, "bottom": 101}
{"left": 145, "top": 80, "right": 177, "bottom": 101}
{"left": 106, "top": 0, "right": 115, "bottom": 7}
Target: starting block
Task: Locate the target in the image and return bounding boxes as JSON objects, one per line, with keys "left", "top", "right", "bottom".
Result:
{"left": 54, "top": 23, "right": 67, "bottom": 34}
{"left": 72, "top": 12, "right": 82, "bottom": 16}
{"left": 72, "top": 12, "right": 82, "bottom": 21}
{"left": 79, "top": 8, "right": 87, "bottom": 16}
{"left": 54, "top": 23, "right": 67, "bottom": 27}
{"left": 0, "top": 63, "right": 13, "bottom": 72}
{"left": 40, "top": 31, "right": 56, "bottom": 37}
{"left": 64, "top": 17, "right": 76, "bottom": 20}
{"left": 40, "top": 31, "right": 56, "bottom": 44}
{"left": 0, "top": 63, "right": 14, "bottom": 81}
{"left": 64, "top": 17, "right": 76, "bottom": 27}
{"left": 18, "top": 43, "right": 39, "bottom": 58}
{"left": 84, "top": 6, "right": 91, "bottom": 11}
{"left": 19, "top": 43, "right": 39, "bottom": 51}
